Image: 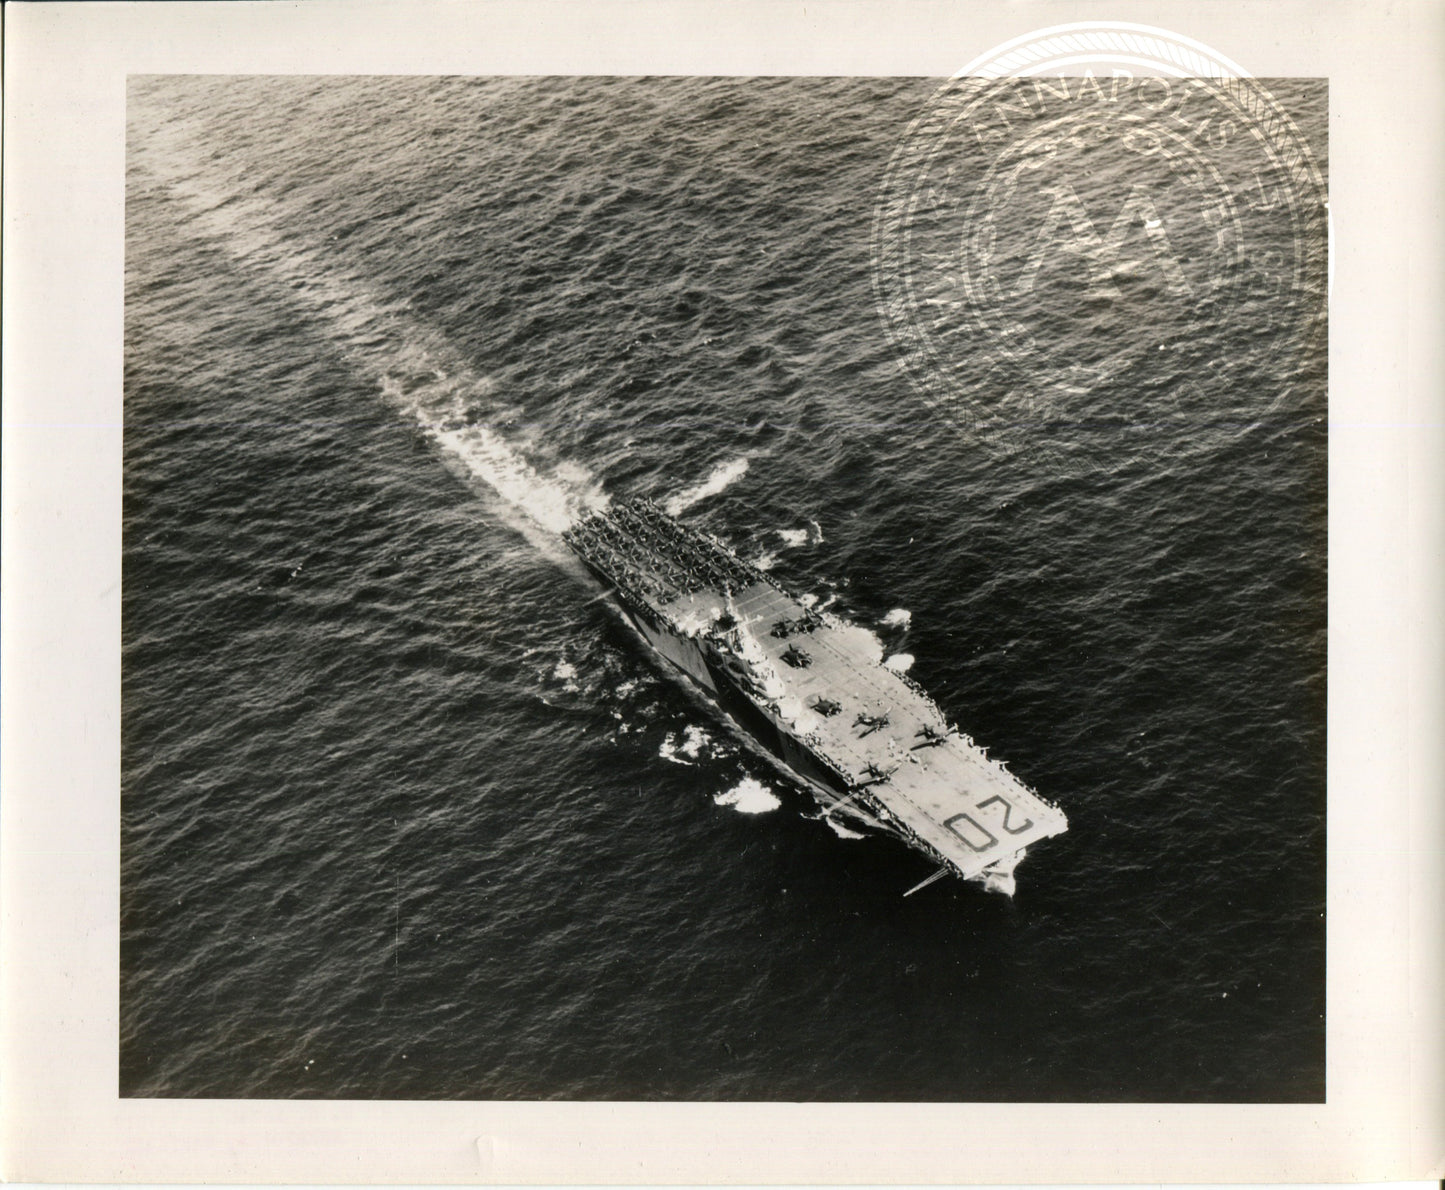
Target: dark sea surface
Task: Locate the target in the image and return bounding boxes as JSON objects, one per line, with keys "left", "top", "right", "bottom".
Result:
{"left": 122, "top": 76, "right": 1327, "bottom": 1101}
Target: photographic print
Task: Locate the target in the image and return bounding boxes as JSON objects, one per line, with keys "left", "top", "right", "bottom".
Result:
{"left": 121, "top": 67, "right": 1327, "bottom": 1103}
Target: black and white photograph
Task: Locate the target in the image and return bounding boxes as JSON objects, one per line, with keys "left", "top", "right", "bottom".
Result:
{"left": 4, "top": 1, "right": 1443, "bottom": 1182}
{"left": 121, "top": 59, "right": 1326, "bottom": 1102}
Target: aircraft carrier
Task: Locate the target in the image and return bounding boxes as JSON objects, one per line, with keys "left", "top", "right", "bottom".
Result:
{"left": 563, "top": 498, "right": 1067, "bottom": 894}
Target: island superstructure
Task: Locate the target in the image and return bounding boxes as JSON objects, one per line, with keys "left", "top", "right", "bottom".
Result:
{"left": 563, "top": 498, "right": 1067, "bottom": 893}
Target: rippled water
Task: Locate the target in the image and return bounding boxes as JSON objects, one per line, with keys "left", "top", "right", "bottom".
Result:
{"left": 122, "top": 75, "right": 1326, "bottom": 1101}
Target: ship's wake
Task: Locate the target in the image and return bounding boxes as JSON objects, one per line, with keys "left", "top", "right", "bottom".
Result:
{"left": 130, "top": 136, "right": 607, "bottom": 538}
{"left": 664, "top": 457, "right": 750, "bottom": 515}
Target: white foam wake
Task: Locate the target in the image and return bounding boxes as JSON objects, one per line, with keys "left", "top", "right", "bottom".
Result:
{"left": 430, "top": 424, "right": 588, "bottom": 535}
{"left": 881, "top": 608, "right": 913, "bottom": 629}
{"left": 883, "top": 653, "right": 915, "bottom": 673}
{"left": 714, "top": 776, "right": 781, "bottom": 815}
{"left": 131, "top": 133, "right": 607, "bottom": 537}
{"left": 664, "top": 457, "right": 750, "bottom": 516}
{"left": 658, "top": 724, "right": 712, "bottom": 766}
{"left": 658, "top": 738, "right": 693, "bottom": 766}
{"left": 778, "top": 520, "right": 825, "bottom": 547}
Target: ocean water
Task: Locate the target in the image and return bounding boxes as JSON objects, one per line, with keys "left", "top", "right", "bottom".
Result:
{"left": 121, "top": 75, "right": 1327, "bottom": 1101}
